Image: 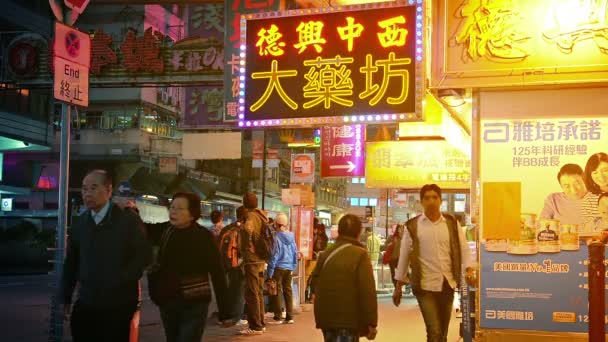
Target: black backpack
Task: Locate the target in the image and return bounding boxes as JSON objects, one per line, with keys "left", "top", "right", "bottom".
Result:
{"left": 254, "top": 223, "right": 275, "bottom": 261}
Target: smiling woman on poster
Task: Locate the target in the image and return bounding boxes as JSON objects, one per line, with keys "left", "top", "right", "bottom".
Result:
{"left": 581, "top": 152, "right": 608, "bottom": 232}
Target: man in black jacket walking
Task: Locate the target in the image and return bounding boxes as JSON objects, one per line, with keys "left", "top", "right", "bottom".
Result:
{"left": 59, "top": 170, "right": 152, "bottom": 342}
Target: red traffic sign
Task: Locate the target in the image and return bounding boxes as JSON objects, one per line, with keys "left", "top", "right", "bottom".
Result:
{"left": 64, "top": 0, "right": 91, "bottom": 14}
{"left": 54, "top": 22, "right": 90, "bottom": 68}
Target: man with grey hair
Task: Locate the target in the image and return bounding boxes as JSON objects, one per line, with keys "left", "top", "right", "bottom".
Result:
{"left": 59, "top": 170, "right": 152, "bottom": 342}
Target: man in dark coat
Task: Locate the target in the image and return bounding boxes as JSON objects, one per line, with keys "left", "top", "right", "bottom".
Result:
{"left": 59, "top": 170, "right": 152, "bottom": 342}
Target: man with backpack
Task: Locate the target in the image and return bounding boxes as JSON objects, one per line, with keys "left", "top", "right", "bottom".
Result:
{"left": 218, "top": 206, "right": 248, "bottom": 326}
{"left": 239, "top": 192, "right": 271, "bottom": 335}
{"left": 266, "top": 213, "right": 298, "bottom": 325}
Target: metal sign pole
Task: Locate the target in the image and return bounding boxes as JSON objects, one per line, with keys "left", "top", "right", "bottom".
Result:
{"left": 49, "top": 103, "right": 71, "bottom": 341}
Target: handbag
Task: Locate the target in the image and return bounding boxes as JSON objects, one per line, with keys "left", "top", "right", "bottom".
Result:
{"left": 179, "top": 274, "right": 212, "bottom": 302}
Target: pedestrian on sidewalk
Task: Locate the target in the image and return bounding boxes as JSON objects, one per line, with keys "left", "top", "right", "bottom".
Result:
{"left": 392, "top": 184, "right": 476, "bottom": 342}
{"left": 311, "top": 214, "right": 378, "bottom": 341}
{"left": 365, "top": 227, "right": 381, "bottom": 289}
{"left": 144, "top": 192, "right": 230, "bottom": 342}
{"left": 218, "top": 206, "right": 248, "bottom": 326}
{"left": 267, "top": 213, "right": 298, "bottom": 325}
{"left": 240, "top": 192, "right": 271, "bottom": 335}
{"left": 59, "top": 169, "right": 152, "bottom": 342}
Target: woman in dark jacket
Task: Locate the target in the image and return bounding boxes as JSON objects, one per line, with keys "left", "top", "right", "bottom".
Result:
{"left": 145, "top": 192, "right": 229, "bottom": 342}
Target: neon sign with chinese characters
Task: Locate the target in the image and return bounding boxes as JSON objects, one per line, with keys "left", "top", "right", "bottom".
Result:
{"left": 239, "top": 1, "right": 424, "bottom": 128}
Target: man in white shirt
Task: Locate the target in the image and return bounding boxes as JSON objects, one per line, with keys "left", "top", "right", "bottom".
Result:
{"left": 392, "top": 184, "right": 475, "bottom": 342}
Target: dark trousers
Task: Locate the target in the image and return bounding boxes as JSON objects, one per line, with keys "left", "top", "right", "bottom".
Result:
{"left": 272, "top": 268, "right": 293, "bottom": 320}
{"left": 226, "top": 267, "right": 246, "bottom": 321}
{"left": 70, "top": 301, "right": 136, "bottom": 342}
{"left": 322, "top": 328, "right": 360, "bottom": 342}
{"left": 159, "top": 300, "right": 210, "bottom": 342}
{"left": 244, "top": 263, "right": 265, "bottom": 330}
{"left": 413, "top": 278, "right": 455, "bottom": 342}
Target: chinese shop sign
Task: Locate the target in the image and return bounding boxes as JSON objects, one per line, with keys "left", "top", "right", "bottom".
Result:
{"left": 53, "top": 22, "right": 90, "bottom": 107}
{"left": 224, "top": 0, "right": 279, "bottom": 122}
{"left": 182, "top": 87, "right": 225, "bottom": 128}
{"left": 365, "top": 140, "right": 470, "bottom": 189}
{"left": 291, "top": 153, "right": 315, "bottom": 183}
{"left": 19, "top": 26, "right": 223, "bottom": 87}
{"left": 241, "top": 3, "right": 423, "bottom": 125}
{"left": 321, "top": 124, "right": 365, "bottom": 178}
{"left": 434, "top": 0, "right": 608, "bottom": 87}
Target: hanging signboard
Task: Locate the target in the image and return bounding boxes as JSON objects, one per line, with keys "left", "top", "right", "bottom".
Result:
{"left": 479, "top": 117, "right": 608, "bottom": 333}
{"left": 290, "top": 153, "right": 315, "bottom": 184}
{"left": 433, "top": 0, "right": 608, "bottom": 88}
{"left": 365, "top": 140, "right": 470, "bottom": 189}
{"left": 321, "top": 124, "right": 365, "bottom": 178}
{"left": 237, "top": 1, "right": 425, "bottom": 128}
{"left": 15, "top": 6, "right": 223, "bottom": 87}
{"left": 53, "top": 22, "right": 90, "bottom": 107}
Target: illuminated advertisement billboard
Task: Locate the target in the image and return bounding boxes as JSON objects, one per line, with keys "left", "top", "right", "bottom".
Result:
{"left": 433, "top": 0, "right": 608, "bottom": 88}
{"left": 238, "top": 1, "right": 425, "bottom": 128}
{"left": 366, "top": 140, "right": 470, "bottom": 190}
{"left": 479, "top": 117, "right": 608, "bottom": 333}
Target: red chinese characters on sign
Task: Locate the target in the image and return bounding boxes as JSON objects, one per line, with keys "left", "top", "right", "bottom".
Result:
{"left": 321, "top": 124, "right": 365, "bottom": 178}
{"left": 120, "top": 28, "right": 164, "bottom": 73}
{"left": 90, "top": 29, "right": 117, "bottom": 75}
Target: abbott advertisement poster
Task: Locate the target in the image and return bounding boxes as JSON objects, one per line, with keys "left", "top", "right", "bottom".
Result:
{"left": 480, "top": 117, "right": 608, "bottom": 332}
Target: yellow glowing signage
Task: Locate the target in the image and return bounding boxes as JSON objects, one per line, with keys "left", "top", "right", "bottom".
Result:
{"left": 366, "top": 140, "right": 471, "bottom": 189}
{"left": 434, "top": 0, "right": 608, "bottom": 87}
{"left": 294, "top": 21, "right": 327, "bottom": 54}
{"left": 244, "top": 5, "right": 419, "bottom": 121}
{"left": 337, "top": 17, "right": 364, "bottom": 52}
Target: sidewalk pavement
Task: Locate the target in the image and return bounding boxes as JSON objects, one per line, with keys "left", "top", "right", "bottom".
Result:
{"left": 138, "top": 292, "right": 463, "bottom": 342}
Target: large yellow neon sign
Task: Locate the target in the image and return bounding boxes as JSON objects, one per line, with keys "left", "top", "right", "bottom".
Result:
{"left": 359, "top": 52, "right": 411, "bottom": 105}
{"left": 250, "top": 60, "right": 298, "bottom": 111}
{"left": 302, "top": 55, "right": 355, "bottom": 109}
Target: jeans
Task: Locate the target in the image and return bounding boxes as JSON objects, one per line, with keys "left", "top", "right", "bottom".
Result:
{"left": 226, "top": 267, "right": 246, "bottom": 321}
{"left": 159, "top": 300, "right": 210, "bottom": 342}
{"left": 322, "top": 328, "right": 360, "bottom": 342}
{"left": 244, "top": 263, "right": 265, "bottom": 330}
{"left": 70, "top": 301, "right": 136, "bottom": 342}
{"left": 413, "top": 278, "right": 455, "bottom": 342}
{"left": 272, "top": 268, "right": 293, "bottom": 320}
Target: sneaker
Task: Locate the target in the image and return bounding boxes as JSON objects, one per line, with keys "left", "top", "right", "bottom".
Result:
{"left": 267, "top": 318, "right": 283, "bottom": 325}
{"left": 239, "top": 328, "right": 264, "bottom": 335}
{"left": 236, "top": 319, "right": 248, "bottom": 326}
{"left": 285, "top": 319, "right": 295, "bottom": 324}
